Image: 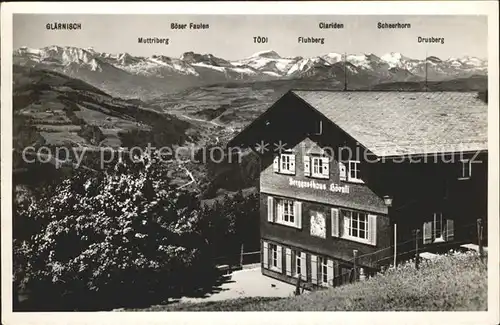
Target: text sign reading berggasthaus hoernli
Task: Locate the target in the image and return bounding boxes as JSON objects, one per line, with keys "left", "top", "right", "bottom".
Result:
{"left": 289, "top": 178, "right": 351, "bottom": 194}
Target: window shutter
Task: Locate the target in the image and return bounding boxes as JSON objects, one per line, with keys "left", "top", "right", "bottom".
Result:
{"left": 276, "top": 200, "right": 282, "bottom": 223}
{"left": 290, "top": 154, "right": 296, "bottom": 174}
{"left": 310, "top": 254, "right": 318, "bottom": 284}
{"left": 321, "top": 157, "right": 330, "bottom": 178}
{"left": 331, "top": 208, "right": 340, "bottom": 237}
{"left": 294, "top": 201, "right": 302, "bottom": 229}
{"left": 273, "top": 156, "right": 279, "bottom": 172}
{"left": 285, "top": 248, "right": 292, "bottom": 276}
{"left": 343, "top": 213, "right": 350, "bottom": 237}
{"left": 276, "top": 245, "right": 283, "bottom": 273}
{"left": 423, "top": 221, "right": 433, "bottom": 244}
{"left": 267, "top": 197, "right": 274, "bottom": 222}
{"left": 304, "top": 155, "right": 311, "bottom": 177}
{"left": 446, "top": 219, "right": 455, "bottom": 241}
{"left": 262, "top": 241, "right": 269, "bottom": 269}
{"left": 300, "top": 252, "right": 307, "bottom": 280}
{"left": 368, "top": 214, "right": 377, "bottom": 246}
{"left": 327, "top": 259, "right": 334, "bottom": 286}
{"left": 339, "top": 162, "right": 347, "bottom": 181}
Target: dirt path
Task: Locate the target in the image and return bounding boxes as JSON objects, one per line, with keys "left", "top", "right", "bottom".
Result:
{"left": 170, "top": 267, "right": 296, "bottom": 303}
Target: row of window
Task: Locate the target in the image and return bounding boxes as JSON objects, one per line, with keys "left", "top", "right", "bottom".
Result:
{"left": 265, "top": 243, "right": 306, "bottom": 280}
{"left": 275, "top": 152, "right": 474, "bottom": 181}
{"left": 262, "top": 241, "right": 355, "bottom": 287}
{"left": 267, "top": 196, "right": 377, "bottom": 246}
{"left": 273, "top": 152, "right": 363, "bottom": 183}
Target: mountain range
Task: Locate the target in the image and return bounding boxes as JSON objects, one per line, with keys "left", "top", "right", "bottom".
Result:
{"left": 14, "top": 46, "right": 488, "bottom": 100}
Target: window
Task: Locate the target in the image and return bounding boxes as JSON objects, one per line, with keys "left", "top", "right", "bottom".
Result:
{"left": 292, "top": 250, "right": 302, "bottom": 277}
{"left": 347, "top": 160, "right": 363, "bottom": 183}
{"left": 295, "top": 251, "right": 302, "bottom": 277}
{"left": 310, "top": 156, "right": 329, "bottom": 179}
{"left": 334, "top": 208, "right": 377, "bottom": 245}
{"left": 277, "top": 199, "right": 295, "bottom": 225}
{"left": 342, "top": 210, "right": 368, "bottom": 241}
{"left": 423, "top": 213, "right": 455, "bottom": 244}
{"left": 271, "top": 197, "right": 302, "bottom": 229}
{"left": 280, "top": 153, "right": 295, "bottom": 174}
{"left": 273, "top": 152, "right": 296, "bottom": 175}
{"left": 269, "top": 244, "right": 278, "bottom": 268}
{"left": 459, "top": 159, "right": 471, "bottom": 180}
{"left": 318, "top": 256, "right": 329, "bottom": 285}
{"left": 434, "top": 213, "right": 442, "bottom": 239}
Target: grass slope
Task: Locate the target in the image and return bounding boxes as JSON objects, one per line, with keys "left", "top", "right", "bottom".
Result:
{"left": 133, "top": 251, "right": 486, "bottom": 311}
{"left": 13, "top": 64, "right": 195, "bottom": 149}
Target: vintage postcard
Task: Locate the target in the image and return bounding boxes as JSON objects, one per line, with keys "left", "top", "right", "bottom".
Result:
{"left": 1, "top": 2, "right": 499, "bottom": 325}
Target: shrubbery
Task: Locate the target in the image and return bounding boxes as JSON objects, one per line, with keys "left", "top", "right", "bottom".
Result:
{"left": 14, "top": 153, "right": 213, "bottom": 310}
{"left": 13, "top": 151, "right": 261, "bottom": 311}
{"left": 200, "top": 190, "right": 260, "bottom": 262}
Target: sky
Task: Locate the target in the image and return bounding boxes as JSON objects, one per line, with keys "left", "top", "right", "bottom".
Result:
{"left": 13, "top": 14, "right": 488, "bottom": 60}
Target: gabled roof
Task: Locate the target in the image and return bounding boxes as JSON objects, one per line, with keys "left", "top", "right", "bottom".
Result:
{"left": 289, "top": 90, "right": 488, "bottom": 157}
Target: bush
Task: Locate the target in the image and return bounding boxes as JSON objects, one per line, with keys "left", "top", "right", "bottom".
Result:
{"left": 199, "top": 190, "right": 260, "bottom": 262}
{"left": 13, "top": 152, "right": 215, "bottom": 311}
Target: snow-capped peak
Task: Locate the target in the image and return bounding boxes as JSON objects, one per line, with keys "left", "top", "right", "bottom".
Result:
{"left": 380, "top": 52, "right": 410, "bottom": 68}
{"left": 13, "top": 45, "right": 488, "bottom": 90}
{"left": 249, "top": 50, "right": 281, "bottom": 60}
{"left": 321, "top": 52, "right": 343, "bottom": 64}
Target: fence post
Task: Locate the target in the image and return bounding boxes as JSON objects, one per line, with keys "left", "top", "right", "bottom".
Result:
{"left": 477, "top": 218, "right": 484, "bottom": 263}
{"left": 240, "top": 243, "right": 244, "bottom": 267}
{"left": 393, "top": 223, "right": 398, "bottom": 268}
{"left": 415, "top": 229, "right": 420, "bottom": 270}
{"left": 353, "top": 250, "right": 358, "bottom": 282}
{"left": 295, "top": 275, "right": 302, "bottom": 296}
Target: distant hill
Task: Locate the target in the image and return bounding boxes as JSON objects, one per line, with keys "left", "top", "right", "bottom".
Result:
{"left": 14, "top": 46, "right": 487, "bottom": 100}
{"left": 13, "top": 64, "right": 195, "bottom": 151}
{"left": 369, "top": 75, "right": 487, "bottom": 91}
{"left": 12, "top": 64, "right": 244, "bottom": 198}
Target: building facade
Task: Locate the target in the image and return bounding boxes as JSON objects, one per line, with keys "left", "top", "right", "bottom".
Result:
{"left": 228, "top": 90, "right": 488, "bottom": 290}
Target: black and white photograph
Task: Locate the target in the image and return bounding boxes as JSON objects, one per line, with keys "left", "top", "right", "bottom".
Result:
{"left": 1, "top": 2, "right": 499, "bottom": 324}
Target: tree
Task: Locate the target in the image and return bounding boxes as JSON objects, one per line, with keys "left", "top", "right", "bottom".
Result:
{"left": 13, "top": 151, "right": 213, "bottom": 310}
